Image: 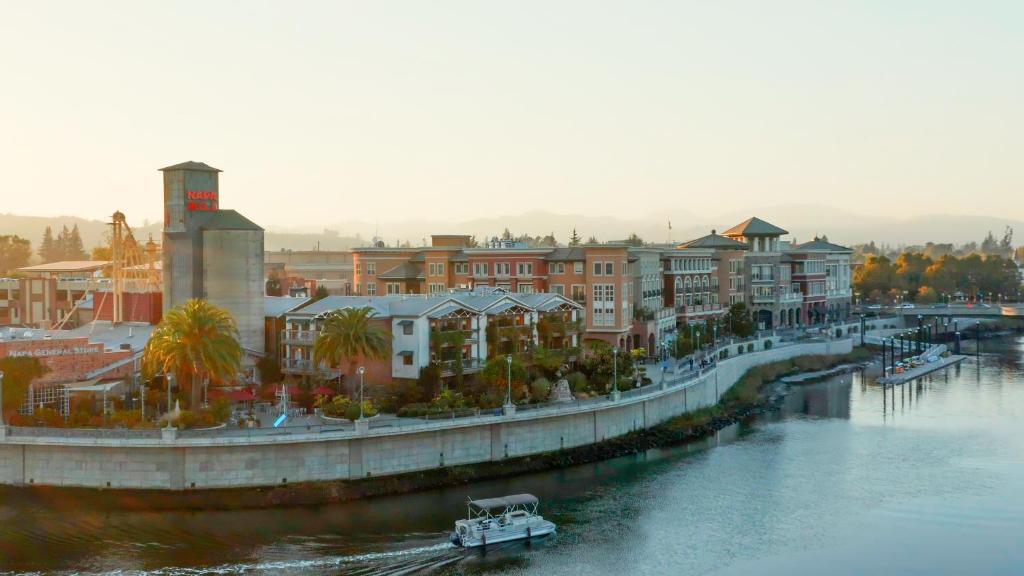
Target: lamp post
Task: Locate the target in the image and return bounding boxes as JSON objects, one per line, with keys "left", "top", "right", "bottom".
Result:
{"left": 165, "top": 373, "right": 174, "bottom": 429}
{"left": 612, "top": 347, "right": 620, "bottom": 400}
{"left": 357, "top": 366, "right": 366, "bottom": 419}
{"left": 0, "top": 371, "right": 4, "bottom": 428}
{"left": 505, "top": 355, "right": 513, "bottom": 407}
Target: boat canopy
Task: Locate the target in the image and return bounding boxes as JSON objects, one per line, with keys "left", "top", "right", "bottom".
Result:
{"left": 469, "top": 494, "right": 539, "bottom": 510}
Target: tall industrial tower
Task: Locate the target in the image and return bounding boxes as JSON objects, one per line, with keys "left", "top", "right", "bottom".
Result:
{"left": 160, "top": 161, "right": 265, "bottom": 354}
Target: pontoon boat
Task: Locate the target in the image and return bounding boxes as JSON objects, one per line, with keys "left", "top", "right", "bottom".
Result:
{"left": 450, "top": 494, "right": 556, "bottom": 547}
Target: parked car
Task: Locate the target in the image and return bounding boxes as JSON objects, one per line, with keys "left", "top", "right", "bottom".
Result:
{"left": 867, "top": 304, "right": 882, "bottom": 310}
{"left": 901, "top": 303, "right": 916, "bottom": 309}
{"left": 933, "top": 303, "right": 949, "bottom": 309}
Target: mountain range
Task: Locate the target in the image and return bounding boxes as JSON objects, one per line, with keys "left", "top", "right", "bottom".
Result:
{"left": 2, "top": 205, "right": 1021, "bottom": 259}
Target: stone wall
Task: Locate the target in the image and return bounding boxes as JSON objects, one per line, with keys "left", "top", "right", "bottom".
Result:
{"left": 0, "top": 338, "right": 853, "bottom": 490}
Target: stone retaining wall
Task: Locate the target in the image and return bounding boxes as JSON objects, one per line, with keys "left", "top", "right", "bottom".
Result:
{"left": 0, "top": 338, "right": 853, "bottom": 490}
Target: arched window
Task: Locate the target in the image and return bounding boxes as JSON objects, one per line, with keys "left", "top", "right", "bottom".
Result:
{"left": 702, "top": 276, "right": 710, "bottom": 289}
{"left": 684, "top": 277, "right": 692, "bottom": 292}
{"left": 674, "top": 276, "right": 682, "bottom": 293}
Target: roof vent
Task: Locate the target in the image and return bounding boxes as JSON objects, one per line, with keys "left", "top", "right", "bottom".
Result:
{"left": 711, "top": 229, "right": 716, "bottom": 235}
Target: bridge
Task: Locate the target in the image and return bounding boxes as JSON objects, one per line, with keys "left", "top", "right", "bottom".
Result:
{"left": 858, "top": 303, "right": 1024, "bottom": 319}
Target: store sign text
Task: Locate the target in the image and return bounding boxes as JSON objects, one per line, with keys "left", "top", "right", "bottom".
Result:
{"left": 186, "top": 190, "right": 218, "bottom": 212}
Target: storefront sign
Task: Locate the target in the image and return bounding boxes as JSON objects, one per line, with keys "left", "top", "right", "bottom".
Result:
{"left": 9, "top": 346, "right": 96, "bottom": 358}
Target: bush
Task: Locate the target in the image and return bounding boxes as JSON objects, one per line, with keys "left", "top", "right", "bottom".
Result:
{"left": 566, "top": 372, "right": 589, "bottom": 394}
{"left": 530, "top": 378, "right": 552, "bottom": 402}
{"left": 322, "top": 395, "right": 351, "bottom": 418}
{"left": 344, "top": 400, "right": 378, "bottom": 420}
{"left": 764, "top": 340, "right": 773, "bottom": 350}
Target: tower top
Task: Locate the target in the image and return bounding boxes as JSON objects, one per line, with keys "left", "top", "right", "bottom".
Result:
{"left": 158, "top": 161, "right": 222, "bottom": 173}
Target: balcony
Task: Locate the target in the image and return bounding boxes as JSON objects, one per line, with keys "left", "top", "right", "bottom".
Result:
{"left": 281, "top": 329, "right": 318, "bottom": 345}
{"left": 675, "top": 303, "right": 724, "bottom": 317}
{"left": 781, "top": 291, "right": 803, "bottom": 303}
{"left": 438, "top": 358, "right": 483, "bottom": 377}
{"left": 752, "top": 293, "right": 776, "bottom": 304}
{"left": 281, "top": 357, "right": 340, "bottom": 377}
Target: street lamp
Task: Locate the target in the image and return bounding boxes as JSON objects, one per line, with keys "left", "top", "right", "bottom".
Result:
{"left": 0, "top": 371, "right": 4, "bottom": 427}
{"left": 358, "top": 366, "right": 366, "bottom": 420}
{"left": 165, "top": 373, "right": 174, "bottom": 429}
{"left": 505, "top": 355, "right": 513, "bottom": 407}
{"left": 612, "top": 347, "right": 619, "bottom": 399}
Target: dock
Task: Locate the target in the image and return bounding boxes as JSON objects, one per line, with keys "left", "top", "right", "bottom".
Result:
{"left": 877, "top": 344, "right": 967, "bottom": 386}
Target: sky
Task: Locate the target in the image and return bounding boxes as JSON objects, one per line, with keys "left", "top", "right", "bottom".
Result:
{"left": 2, "top": 1, "right": 1022, "bottom": 230}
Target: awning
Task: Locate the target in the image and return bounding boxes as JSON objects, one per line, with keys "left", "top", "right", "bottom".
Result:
{"left": 397, "top": 319, "right": 414, "bottom": 327}
{"left": 65, "top": 379, "right": 123, "bottom": 393}
{"left": 397, "top": 350, "right": 415, "bottom": 357}
{"left": 469, "top": 494, "right": 539, "bottom": 510}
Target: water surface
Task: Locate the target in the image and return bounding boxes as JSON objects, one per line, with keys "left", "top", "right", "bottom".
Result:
{"left": 3, "top": 337, "right": 1024, "bottom": 575}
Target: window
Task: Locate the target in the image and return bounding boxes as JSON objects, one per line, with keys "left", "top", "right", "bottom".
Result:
{"left": 454, "top": 262, "right": 468, "bottom": 275}
{"left": 438, "top": 263, "right": 445, "bottom": 276}
{"left": 517, "top": 284, "right": 534, "bottom": 294}
{"left": 428, "top": 263, "right": 437, "bottom": 276}
{"left": 473, "top": 262, "right": 488, "bottom": 276}
{"left": 571, "top": 285, "right": 586, "bottom": 303}
{"left": 593, "top": 262, "right": 603, "bottom": 276}
{"left": 429, "top": 283, "right": 446, "bottom": 294}
{"left": 403, "top": 323, "right": 413, "bottom": 335}
{"left": 605, "top": 262, "right": 614, "bottom": 276}
{"left": 551, "top": 262, "right": 565, "bottom": 274}
{"left": 517, "top": 262, "right": 533, "bottom": 276}
{"left": 387, "top": 283, "right": 401, "bottom": 295}
{"left": 496, "top": 262, "right": 510, "bottom": 276}
{"left": 574, "top": 262, "right": 584, "bottom": 274}
{"left": 592, "top": 283, "right": 615, "bottom": 326}
{"left": 355, "top": 263, "right": 362, "bottom": 275}
{"left": 403, "top": 354, "right": 414, "bottom": 366}
{"left": 550, "top": 284, "right": 564, "bottom": 296}
{"left": 367, "top": 262, "right": 376, "bottom": 275}
{"left": 366, "top": 282, "right": 376, "bottom": 295}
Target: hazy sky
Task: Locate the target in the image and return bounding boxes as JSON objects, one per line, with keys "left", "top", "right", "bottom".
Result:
{"left": 2, "top": 1, "right": 1022, "bottom": 229}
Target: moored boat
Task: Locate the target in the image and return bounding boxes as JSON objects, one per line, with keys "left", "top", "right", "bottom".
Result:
{"left": 450, "top": 494, "right": 556, "bottom": 548}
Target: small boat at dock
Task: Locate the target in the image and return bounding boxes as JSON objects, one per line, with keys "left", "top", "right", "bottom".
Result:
{"left": 450, "top": 494, "right": 556, "bottom": 547}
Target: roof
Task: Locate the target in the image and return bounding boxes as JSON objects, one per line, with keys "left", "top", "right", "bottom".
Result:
{"left": 18, "top": 261, "right": 109, "bottom": 273}
{"left": 197, "top": 210, "right": 263, "bottom": 232}
{"left": 545, "top": 247, "right": 587, "bottom": 261}
{"left": 0, "top": 322, "right": 156, "bottom": 353}
{"left": 377, "top": 262, "right": 424, "bottom": 280}
{"left": 722, "top": 217, "right": 788, "bottom": 237}
{"left": 789, "top": 238, "right": 853, "bottom": 253}
{"left": 158, "top": 161, "right": 222, "bottom": 172}
{"left": 677, "top": 230, "right": 749, "bottom": 250}
{"left": 264, "top": 296, "right": 311, "bottom": 318}
{"left": 469, "top": 494, "right": 538, "bottom": 510}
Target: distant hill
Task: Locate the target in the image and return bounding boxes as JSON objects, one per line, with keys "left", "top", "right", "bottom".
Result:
{"left": 2, "top": 206, "right": 1021, "bottom": 256}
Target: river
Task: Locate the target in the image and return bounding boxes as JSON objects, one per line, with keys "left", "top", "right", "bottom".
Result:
{"left": 2, "top": 337, "right": 1024, "bottom": 575}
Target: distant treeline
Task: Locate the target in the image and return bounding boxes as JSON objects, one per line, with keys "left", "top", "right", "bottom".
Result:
{"left": 855, "top": 251, "right": 1021, "bottom": 303}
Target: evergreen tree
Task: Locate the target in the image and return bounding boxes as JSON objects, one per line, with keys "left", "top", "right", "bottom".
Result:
{"left": 569, "top": 229, "right": 582, "bottom": 246}
{"left": 55, "top": 225, "right": 71, "bottom": 260}
{"left": 0, "top": 235, "right": 33, "bottom": 275}
{"left": 39, "top": 226, "right": 56, "bottom": 262}
{"left": 586, "top": 235, "right": 599, "bottom": 244}
{"left": 67, "top": 224, "right": 87, "bottom": 260}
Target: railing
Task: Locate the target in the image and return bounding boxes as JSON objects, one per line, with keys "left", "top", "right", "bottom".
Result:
{"left": 280, "top": 357, "right": 319, "bottom": 373}
{"left": 438, "top": 358, "right": 483, "bottom": 375}
{"left": 8, "top": 426, "right": 163, "bottom": 440}
{"left": 675, "top": 303, "right": 723, "bottom": 316}
{"left": 281, "top": 330, "right": 318, "bottom": 344}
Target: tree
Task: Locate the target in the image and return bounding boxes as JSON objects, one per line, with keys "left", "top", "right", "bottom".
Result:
{"left": 266, "top": 272, "right": 283, "bottom": 296}
{"left": 0, "top": 356, "right": 49, "bottom": 422}
{"left": 916, "top": 286, "right": 939, "bottom": 304}
{"left": 625, "top": 233, "right": 644, "bottom": 247}
{"left": 981, "top": 230, "right": 1000, "bottom": 255}
{"left": 480, "top": 355, "right": 529, "bottom": 402}
{"left": 91, "top": 245, "right": 111, "bottom": 261}
{"left": 39, "top": 226, "right": 56, "bottom": 262}
{"left": 722, "top": 303, "right": 755, "bottom": 338}
{"left": 66, "top": 224, "right": 87, "bottom": 260}
{"left": 894, "top": 252, "right": 932, "bottom": 293}
{"left": 256, "top": 357, "right": 283, "bottom": 384}
{"left": 0, "top": 235, "right": 32, "bottom": 275}
{"left": 586, "top": 235, "right": 599, "bottom": 244}
{"left": 1000, "top": 226, "right": 1014, "bottom": 257}
{"left": 579, "top": 340, "right": 635, "bottom": 392}
{"left": 312, "top": 307, "right": 391, "bottom": 396}
{"left": 854, "top": 255, "right": 896, "bottom": 298}
{"left": 313, "top": 284, "right": 329, "bottom": 300}
{"left": 569, "top": 229, "right": 582, "bottom": 246}
{"left": 142, "top": 299, "right": 243, "bottom": 410}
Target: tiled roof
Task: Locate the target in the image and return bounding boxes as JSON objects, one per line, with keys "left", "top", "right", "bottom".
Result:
{"left": 722, "top": 217, "right": 788, "bottom": 237}
{"left": 677, "top": 230, "right": 749, "bottom": 250}
{"left": 789, "top": 238, "right": 852, "bottom": 253}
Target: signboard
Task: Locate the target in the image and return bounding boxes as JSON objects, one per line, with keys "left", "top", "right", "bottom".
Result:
{"left": 186, "top": 190, "right": 218, "bottom": 212}
{"left": 9, "top": 346, "right": 96, "bottom": 358}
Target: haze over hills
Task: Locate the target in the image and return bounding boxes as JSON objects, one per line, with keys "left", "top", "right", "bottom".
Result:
{"left": 2, "top": 205, "right": 1022, "bottom": 260}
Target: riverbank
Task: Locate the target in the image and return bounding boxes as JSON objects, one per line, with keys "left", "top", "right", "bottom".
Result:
{"left": 0, "top": 346, "right": 873, "bottom": 510}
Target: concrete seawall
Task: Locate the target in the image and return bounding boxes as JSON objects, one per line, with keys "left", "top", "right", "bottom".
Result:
{"left": 0, "top": 338, "right": 853, "bottom": 491}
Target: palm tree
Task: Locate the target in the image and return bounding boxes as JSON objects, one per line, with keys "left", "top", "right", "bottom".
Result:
{"left": 313, "top": 307, "right": 391, "bottom": 396}
{"left": 142, "top": 299, "right": 243, "bottom": 410}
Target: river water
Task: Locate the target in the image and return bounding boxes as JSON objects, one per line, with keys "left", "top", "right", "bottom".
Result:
{"left": 3, "top": 337, "right": 1024, "bottom": 575}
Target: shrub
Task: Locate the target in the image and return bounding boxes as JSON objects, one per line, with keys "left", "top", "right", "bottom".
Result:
{"left": 344, "top": 400, "right": 378, "bottom": 420}
{"left": 322, "top": 395, "right": 351, "bottom": 418}
{"left": 566, "top": 371, "right": 589, "bottom": 393}
{"left": 764, "top": 340, "right": 773, "bottom": 350}
{"left": 530, "top": 378, "right": 552, "bottom": 402}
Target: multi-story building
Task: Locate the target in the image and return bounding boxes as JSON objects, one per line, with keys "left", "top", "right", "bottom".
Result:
{"left": 278, "top": 291, "right": 582, "bottom": 384}
{"left": 789, "top": 238, "right": 853, "bottom": 323}
{"left": 352, "top": 238, "right": 634, "bottom": 349}
{"left": 265, "top": 250, "right": 353, "bottom": 296}
{"left": 721, "top": 217, "right": 804, "bottom": 330}
{"left": 627, "top": 248, "right": 675, "bottom": 353}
